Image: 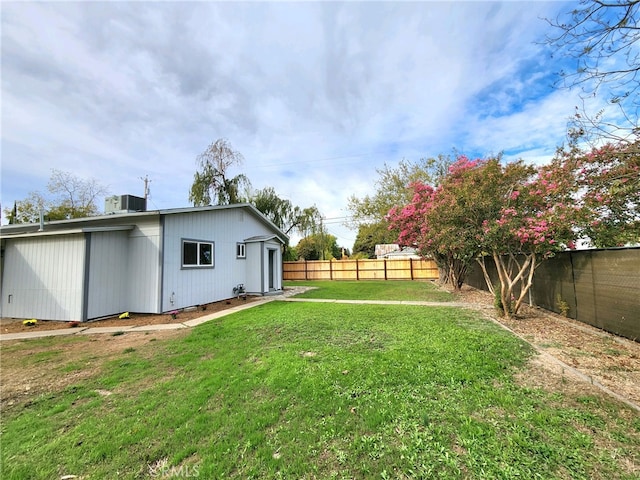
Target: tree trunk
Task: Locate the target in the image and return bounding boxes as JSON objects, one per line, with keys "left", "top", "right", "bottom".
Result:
{"left": 475, "top": 256, "right": 496, "bottom": 295}
{"left": 433, "top": 252, "right": 469, "bottom": 291}
{"left": 433, "top": 252, "right": 451, "bottom": 286}
{"left": 448, "top": 257, "right": 468, "bottom": 290}
{"left": 492, "top": 251, "right": 537, "bottom": 318}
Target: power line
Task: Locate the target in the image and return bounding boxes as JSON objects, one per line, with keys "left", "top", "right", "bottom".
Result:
{"left": 249, "top": 149, "right": 397, "bottom": 171}
{"left": 322, "top": 216, "right": 355, "bottom": 225}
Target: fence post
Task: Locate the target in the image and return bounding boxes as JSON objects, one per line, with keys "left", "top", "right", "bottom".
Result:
{"left": 384, "top": 259, "right": 387, "bottom": 280}
{"left": 569, "top": 250, "right": 579, "bottom": 319}
{"left": 330, "top": 259, "right": 333, "bottom": 280}
{"left": 356, "top": 259, "right": 360, "bottom": 281}
{"left": 305, "top": 259, "right": 308, "bottom": 281}
{"left": 410, "top": 259, "right": 414, "bottom": 280}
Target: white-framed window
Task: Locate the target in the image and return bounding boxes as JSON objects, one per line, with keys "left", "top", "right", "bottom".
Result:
{"left": 236, "top": 242, "right": 246, "bottom": 259}
{"left": 182, "top": 239, "right": 214, "bottom": 268}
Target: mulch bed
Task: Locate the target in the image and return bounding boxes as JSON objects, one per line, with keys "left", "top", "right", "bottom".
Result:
{"left": 446, "top": 285, "right": 640, "bottom": 408}
{"left": 1, "top": 296, "right": 259, "bottom": 334}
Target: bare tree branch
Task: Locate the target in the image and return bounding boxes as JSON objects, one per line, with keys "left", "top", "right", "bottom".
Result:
{"left": 544, "top": 0, "right": 639, "bottom": 142}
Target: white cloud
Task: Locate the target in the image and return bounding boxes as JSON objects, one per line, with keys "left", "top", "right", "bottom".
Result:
{"left": 2, "top": 1, "right": 589, "bottom": 248}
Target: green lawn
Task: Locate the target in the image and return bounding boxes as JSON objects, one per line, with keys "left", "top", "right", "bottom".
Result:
{"left": 285, "top": 279, "right": 455, "bottom": 302}
{"left": 1, "top": 300, "right": 638, "bottom": 478}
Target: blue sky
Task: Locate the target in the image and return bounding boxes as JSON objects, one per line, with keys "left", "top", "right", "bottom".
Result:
{"left": 1, "top": 1, "right": 603, "bottom": 247}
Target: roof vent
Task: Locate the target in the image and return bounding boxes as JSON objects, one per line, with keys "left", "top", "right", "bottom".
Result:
{"left": 105, "top": 195, "right": 147, "bottom": 214}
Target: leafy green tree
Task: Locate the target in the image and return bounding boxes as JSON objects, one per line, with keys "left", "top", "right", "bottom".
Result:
{"left": 4, "top": 193, "right": 47, "bottom": 224}
{"left": 352, "top": 222, "right": 397, "bottom": 258}
{"left": 347, "top": 155, "right": 455, "bottom": 259}
{"left": 388, "top": 156, "right": 578, "bottom": 316}
{"left": 249, "top": 187, "right": 321, "bottom": 237}
{"left": 283, "top": 245, "right": 298, "bottom": 262}
{"left": 189, "top": 138, "right": 251, "bottom": 206}
{"left": 296, "top": 233, "right": 340, "bottom": 261}
{"left": 296, "top": 235, "right": 322, "bottom": 261}
{"left": 347, "top": 156, "right": 450, "bottom": 226}
{"left": 4, "top": 170, "right": 108, "bottom": 224}
{"left": 249, "top": 186, "right": 322, "bottom": 259}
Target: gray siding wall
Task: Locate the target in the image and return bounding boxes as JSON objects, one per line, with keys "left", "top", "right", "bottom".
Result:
{"left": 1, "top": 235, "right": 85, "bottom": 321}
{"left": 86, "top": 230, "right": 129, "bottom": 319}
{"left": 265, "top": 241, "right": 283, "bottom": 292}
{"left": 244, "top": 240, "right": 283, "bottom": 294}
{"left": 0, "top": 208, "right": 283, "bottom": 320}
{"left": 244, "top": 241, "right": 263, "bottom": 294}
{"left": 125, "top": 219, "right": 162, "bottom": 313}
{"left": 162, "top": 209, "right": 268, "bottom": 310}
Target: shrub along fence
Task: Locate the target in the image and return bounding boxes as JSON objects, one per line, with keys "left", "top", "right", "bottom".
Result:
{"left": 465, "top": 247, "right": 640, "bottom": 341}
{"left": 284, "top": 258, "right": 439, "bottom": 281}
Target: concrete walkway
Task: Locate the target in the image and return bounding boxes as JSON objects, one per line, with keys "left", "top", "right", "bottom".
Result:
{"left": 0, "top": 292, "right": 471, "bottom": 342}
{"left": 279, "top": 297, "right": 477, "bottom": 308}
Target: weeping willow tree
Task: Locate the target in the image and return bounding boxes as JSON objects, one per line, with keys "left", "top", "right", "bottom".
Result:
{"left": 189, "top": 138, "right": 251, "bottom": 206}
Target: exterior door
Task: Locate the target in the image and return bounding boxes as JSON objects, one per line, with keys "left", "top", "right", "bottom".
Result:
{"left": 268, "top": 249, "right": 275, "bottom": 290}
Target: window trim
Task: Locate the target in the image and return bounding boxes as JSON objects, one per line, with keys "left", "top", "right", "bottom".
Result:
{"left": 181, "top": 238, "right": 215, "bottom": 269}
{"left": 236, "top": 242, "right": 246, "bottom": 259}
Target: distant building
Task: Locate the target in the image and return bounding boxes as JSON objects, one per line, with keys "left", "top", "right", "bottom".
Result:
{"left": 374, "top": 244, "right": 421, "bottom": 259}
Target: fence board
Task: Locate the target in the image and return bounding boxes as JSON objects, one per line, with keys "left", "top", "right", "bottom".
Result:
{"left": 283, "top": 258, "right": 438, "bottom": 282}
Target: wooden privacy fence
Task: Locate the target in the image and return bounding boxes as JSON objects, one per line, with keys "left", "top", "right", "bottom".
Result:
{"left": 284, "top": 258, "right": 439, "bottom": 281}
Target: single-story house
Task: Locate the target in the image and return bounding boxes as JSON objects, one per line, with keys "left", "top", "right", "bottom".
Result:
{"left": 0, "top": 203, "right": 288, "bottom": 322}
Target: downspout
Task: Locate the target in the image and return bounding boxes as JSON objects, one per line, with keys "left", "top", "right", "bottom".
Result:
{"left": 81, "top": 232, "right": 92, "bottom": 322}
{"left": 158, "top": 215, "right": 165, "bottom": 313}
{"left": 0, "top": 239, "right": 5, "bottom": 318}
{"left": 260, "top": 241, "right": 265, "bottom": 295}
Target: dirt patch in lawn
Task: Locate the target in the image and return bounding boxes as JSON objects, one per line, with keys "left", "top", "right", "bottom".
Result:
{"left": 0, "top": 329, "right": 188, "bottom": 412}
{"left": 0, "top": 289, "right": 308, "bottom": 413}
{"left": 0, "top": 295, "right": 261, "bottom": 334}
{"left": 446, "top": 285, "right": 640, "bottom": 409}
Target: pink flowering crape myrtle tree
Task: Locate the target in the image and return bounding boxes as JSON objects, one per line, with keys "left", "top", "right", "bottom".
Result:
{"left": 479, "top": 160, "right": 578, "bottom": 316}
{"left": 389, "top": 156, "right": 578, "bottom": 317}
{"left": 556, "top": 139, "right": 640, "bottom": 247}
{"left": 388, "top": 156, "right": 518, "bottom": 291}
{"left": 387, "top": 182, "right": 472, "bottom": 289}
{"left": 387, "top": 156, "right": 488, "bottom": 289}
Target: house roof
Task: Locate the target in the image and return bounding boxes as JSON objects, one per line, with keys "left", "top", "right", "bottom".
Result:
{"left": 374, "top": 244, "right": 400, "bottom": 256}
{"left": 244, "top": 234, "right": 281, "bottom": 243}
{"left": 0, "top": 203, "right": 289, "bottom": 243}
{"left": 383, "top": 247, "right": 421, "bottom": 258}
{"left": 0, "top": 225, "right": 135, "bottom": 240}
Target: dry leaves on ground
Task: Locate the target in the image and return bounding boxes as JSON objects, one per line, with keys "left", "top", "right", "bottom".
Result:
{"left": 447, "top": 285, "right": 640, "bottom": 408}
